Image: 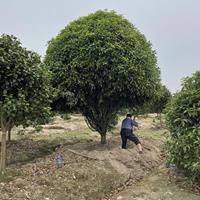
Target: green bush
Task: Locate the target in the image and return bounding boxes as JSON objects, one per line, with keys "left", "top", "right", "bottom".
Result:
{"left": 165, "top": 70, "right": 200, "bottom": 180}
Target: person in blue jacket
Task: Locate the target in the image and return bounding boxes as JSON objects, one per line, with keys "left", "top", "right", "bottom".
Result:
{"left": 120, "top": 114, "right": 143, "bottom": 153}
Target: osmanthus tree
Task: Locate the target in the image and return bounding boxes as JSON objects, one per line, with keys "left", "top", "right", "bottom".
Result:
{"left": 150, "top": 85, "right": 171, "bottom": 126}
{"left": 45, "top": 10, "right": 161, "bottom": 144}
{"left": 165, "top": 70, "right": 200, "bottom": 180}
{"left": 0, "top": 34, "right": 52, "bottom": 171}
{"left": 119, "top": 85, "right": 171, "bottom": 120}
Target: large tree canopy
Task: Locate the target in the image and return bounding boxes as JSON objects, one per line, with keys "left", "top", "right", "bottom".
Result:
{"left": 0, "top": 34, "right": 52, "bottom": 171}
{"left": 165, "top": 70, "right": 200, "bottom": 180}
{"left": 45, "top": 10, "right": 161, "bottom": 143}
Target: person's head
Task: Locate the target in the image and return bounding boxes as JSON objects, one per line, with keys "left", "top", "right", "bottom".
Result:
{"left": 126, "top": 114, "right": 132, "bottom": 118}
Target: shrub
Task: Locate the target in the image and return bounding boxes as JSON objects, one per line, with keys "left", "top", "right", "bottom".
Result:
{"left": 165, "top": 70, "right": 200, "bottom": 180}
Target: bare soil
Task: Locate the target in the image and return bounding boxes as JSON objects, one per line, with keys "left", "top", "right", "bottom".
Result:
{"left": 0, "top": 115, "right": 165, "bottom": 200}
{"left": 110, "top": 165, "right": 200, "bottom": 200}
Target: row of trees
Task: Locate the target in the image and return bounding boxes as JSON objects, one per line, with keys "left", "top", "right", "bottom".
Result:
{"left": 0, "top": 10, "right": 168, "bottom": 171}
{"left": 130, "top": 85, "right": 171, "bottom": 117}
{"left": 0, "top": 35, "right": 52, "bottom": 171}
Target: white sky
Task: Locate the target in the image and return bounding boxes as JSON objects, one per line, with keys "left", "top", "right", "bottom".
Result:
{"left": 1, "top": 0, "right": 200, "bottom": 93}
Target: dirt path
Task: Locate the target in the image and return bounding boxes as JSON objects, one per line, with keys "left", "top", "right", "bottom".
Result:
{"left": 110, "top": 165, "right": 200, "bottom": 200}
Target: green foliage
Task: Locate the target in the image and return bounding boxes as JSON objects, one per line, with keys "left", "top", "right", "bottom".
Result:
{"left": 119, "top": 102, "right": 151, "bottom": 117}
{"left": 17, "top": 129, "right": 26, "bottom": 136}
{"left": 132, "top": 102, "right": 152, "bottom": 116}
{"left": 0, "top": 34, "right": 52, "bottom": 129}
{"left": 45, "top": 10, "right": 160, "bottom": 142}
{"left": 35, "top": 125, "right": 43, "bottom": 133}
{"left": 151, "top": 85, "right": 171, "bottom": 113}
{"left": 51, "top": 91, "right": 77, "bottom": 113}
{"left": 165, "top": 70, "right": 200, "bottom": 180}
{"left": 121, "top": 85, "right": 171, "bottom": 117}
{"left": 61, "top": 113, "right": 71, "bottom": 120}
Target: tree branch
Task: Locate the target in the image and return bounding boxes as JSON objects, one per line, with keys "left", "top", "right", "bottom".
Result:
{"left": 66, "top": 148, "right": 104, "bottom": 161}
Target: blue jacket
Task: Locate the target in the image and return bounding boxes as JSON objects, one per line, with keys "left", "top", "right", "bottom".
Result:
{"left": 121, "top": 118, "right": 138, "bottom": 130}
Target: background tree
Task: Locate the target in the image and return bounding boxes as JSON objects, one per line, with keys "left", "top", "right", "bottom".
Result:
{"left": 0, "top": 34, "right": 52, "bottom": 171}
{"left": 151, "top": 85, "right": 171, "bottom": 113}
{"left": 165, "top": 70, "right": 200, "bottom": 180}
{"left": 45, "top": 10, "right": 161, "bottom": 144}
{"left": 151, "top": 85, "right": 171, "bottom": 126}
{"left": 51, "top": 91, "right": 77, "bottom": 114}
{"left": 120, "top": 102, "right": 152, "bottom": 118}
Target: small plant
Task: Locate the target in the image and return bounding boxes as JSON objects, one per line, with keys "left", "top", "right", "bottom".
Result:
{"left": 17, "top": 129, "right": 26, "bottom": 136}
{"left": 61, "top": 113, "right": 71, "bottom": 120}
{"left": 35, "top": 125, "right": 43, "bottom": 133}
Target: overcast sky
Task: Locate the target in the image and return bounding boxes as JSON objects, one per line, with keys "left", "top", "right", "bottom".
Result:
{"left": 1, "top": 0, "right": 200, "bottom": 93}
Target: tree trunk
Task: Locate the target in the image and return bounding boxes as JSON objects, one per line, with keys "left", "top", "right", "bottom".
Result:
{"left": 7, "top": 127, "right": 11, "bottom": 142}
{"left": 100, "top": 133, "right": 107, "bottom": 144}
{"left": 0, "top": 129, "right": 7, "bottom": 172}
{"left": 159, "top": 113, "right": 163, "bottom": 127}
{"left": 158, "top": 113, "right": 163, "bottom": 128}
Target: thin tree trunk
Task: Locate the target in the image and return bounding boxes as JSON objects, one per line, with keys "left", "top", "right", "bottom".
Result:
{"left": 159, "top": 113, "right": 162, "bottom": 127}
{"left": 100, "top": 133, "right": 107, "bottom": 144}
{"left": 7, "top": 127, "right": 11, "bottom": 142}
{"left": 0, "top": 128, "right": 7, "bottom": 172}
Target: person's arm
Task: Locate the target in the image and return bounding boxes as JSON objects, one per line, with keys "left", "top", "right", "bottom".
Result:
{"left": 132, "top": 119, "right": 138, "bottom": 127}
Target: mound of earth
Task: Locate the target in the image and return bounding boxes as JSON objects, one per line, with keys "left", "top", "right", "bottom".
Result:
{"left": 0, "top": 136, "right": 163, "bottom": 200}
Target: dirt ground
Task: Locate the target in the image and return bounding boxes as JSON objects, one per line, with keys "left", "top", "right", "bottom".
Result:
{"left": 0, "top": 114, "right": 166, "bottom": 200}
{"left": 111, "top": 165, "right": 200, "bottom": 200}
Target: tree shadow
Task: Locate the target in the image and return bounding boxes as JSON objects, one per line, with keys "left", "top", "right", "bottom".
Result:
{"left": 1, "top": 138, "right": 80, "bottom": 166}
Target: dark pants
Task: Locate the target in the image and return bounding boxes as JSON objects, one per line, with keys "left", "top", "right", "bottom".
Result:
{"left": 120, "top": 128, "right": 140, "bottom": 149}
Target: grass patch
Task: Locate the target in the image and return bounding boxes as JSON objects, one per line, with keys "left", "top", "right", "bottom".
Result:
{"left": 2, "top": 129, "right": 100, "bottom": 166}
{"left": 137, "top": 128, "right": 168, "bottom": 140}
{"left": 0, "top": 168, "right": 21, "bottom": 182}
{"left": 31, "top": 128, "right": 98, "bottom": 142}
